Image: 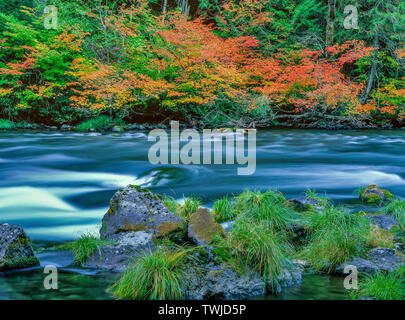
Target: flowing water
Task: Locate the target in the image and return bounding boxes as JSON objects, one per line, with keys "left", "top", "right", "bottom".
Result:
{"left": 1, "top": 129, "right": 404, "bottom": 299}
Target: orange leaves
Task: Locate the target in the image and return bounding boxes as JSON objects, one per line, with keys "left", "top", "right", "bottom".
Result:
{"left": 155, "top": 13, "right": 260, "bottom": 109}
{"left": 248, "top": 40, "right": 373, "bottom": 113}
{"left": 0, "top": 44, "right": 37, "bottom": 76}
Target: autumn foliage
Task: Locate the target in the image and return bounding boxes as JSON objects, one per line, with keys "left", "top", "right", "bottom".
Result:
{"left": 0, "top": 0, "right": 404, "bottom": 127}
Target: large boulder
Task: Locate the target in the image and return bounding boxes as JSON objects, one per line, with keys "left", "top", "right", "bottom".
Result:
{"left": 360, "top": 185, "right": 395, "bottom": 204}
{"left": 335, "top": 247, "right": 403, "bottom": 275}
{"left": 188, "top": 208, "right": 226, "bottom": 246}
{"left": 100, "top": 185, "right": 183, "bottom": 240}
{"left": 0, "top": 223, "right": 39, "bottom": 271}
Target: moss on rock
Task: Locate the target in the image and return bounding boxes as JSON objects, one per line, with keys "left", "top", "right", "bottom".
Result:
{"left": 188, "top": 208, "right": 226, "bottom": 246}
{"left": 156, "top": 221, "right": 183, "bottom": 238}
{"left": 360, "top": 185, "right": 395, "bottom": 205}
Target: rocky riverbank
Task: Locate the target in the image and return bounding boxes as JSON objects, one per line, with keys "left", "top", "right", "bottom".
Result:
{"left": 0, "top": 119, "right": 402, "bottom": 133}
{"left": 1, "top": 184, "right": 404, "bottom": 300}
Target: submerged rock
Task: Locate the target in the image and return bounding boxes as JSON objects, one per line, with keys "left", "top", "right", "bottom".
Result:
{"left": 100, "top": 185, "right": 183, "bottom": 240}
{"left": 188, "top": 208, "right": 226, "bottom": 246}
{"left": 0, "top": 223, "right": 39, "bottom": 271}
{"left": 186, "top": 261, "right": 302, "bottom": 300}
{"left": 335, "top": 247, "right": 403, "bottom": 275}
{"left": 286, "top": 196, "right": 323, "bottom": 211}
{"left": 360, "top": 185, "right": 395, "bottom": 204}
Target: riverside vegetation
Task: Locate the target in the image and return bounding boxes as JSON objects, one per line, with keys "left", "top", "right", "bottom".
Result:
{"left": 34, "top": 184, "right": 403, "bottom": 300}
{"left": 0, "top": 0, "right": 405, "bottom": 130}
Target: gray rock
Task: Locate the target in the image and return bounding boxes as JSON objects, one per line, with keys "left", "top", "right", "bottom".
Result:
{"left": 186, "top": 262, "right": 302, "bottom": 300}
{"left": 335, "top": 247, "right": 403, "bottom": 275}
{"left": 0, "top": 223, "right": 39, "bottom": 271}
{"left": 335, "top": 257, "right": 379, "bottom": 275}
{"left": 86, "top": 231, "right": 153, "bottom": 272}
{"left": 100, "top": 186, "right": 183, "bottom": 240}
{"left": 112, "top": 126, "right": 123, "bottom": 133}
{"left": 368, "top": 248, "right": 403, "bottom": 271}
{"left": 185, "top": 247, "right": 302, "bottom": 300}
{"left": 61, "top": 124, "right": 72, "bottom": 131}
{"left": 366, "top": 214, "right": 398, "bottom": 230}
{"left": 127, "top": 124, "right": 139, "bottom": 131}
{"left": 287, "top": 196, "right": 323, "bottom": 211}
{"left": 186, "top": 264, "right": 265, "bottom": 300}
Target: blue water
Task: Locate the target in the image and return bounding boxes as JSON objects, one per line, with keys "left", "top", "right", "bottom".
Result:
{"left": 3, "top": 129, "right": 403, "bottom": 300}
{"left": 1, "top": 129, "right": 405, "bottom": 241}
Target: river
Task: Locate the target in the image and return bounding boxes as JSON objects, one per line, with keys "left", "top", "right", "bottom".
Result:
{"left": 1, "top": 129, "right": 404, "bottom": 299}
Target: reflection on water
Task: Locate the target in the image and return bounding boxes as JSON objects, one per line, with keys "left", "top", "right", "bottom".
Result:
{"left": 0, "top": 268, "right": 116, "bottom": 300}
{"left": 260, "top": 274, "right": 348, "bottom": 300}
{"left": 0, "top": 269, "right": 347, "bottom": 300}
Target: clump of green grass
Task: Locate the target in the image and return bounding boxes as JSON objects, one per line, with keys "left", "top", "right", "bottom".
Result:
{"left": 217, "top": 217, "right": 293, "bottom": 291}
{"left": 0, "top": 119, "right": 15, "bottom": 130}
{"left": 59, "top": 233, "right": 111, "bottom": 266}
{"left": 234, "top": 190, "right": 301, "bottom": 232}
{"left": 110, "top": 247, "right": 192, "bottom": 300}
{"left": 163, "top": 195, "right": 201, "bottom": 220}
{"left": 352, "top": 268, "right": 405, "bottom": 300}
{"left": 304, "top": 189, "right": 330, "bottom": 208}
{"left": 163, "top": 196, "right": 181, "bottom": 214}
{"left": 366, "top": 225, "right": 395, "bottom": 248}
{"left": 380, "top": 199, "right": 405, "bottom": 232}
{"left": 181, "top": 197, "right": 201, "bottom": 218}
{"left": 299, "top": 206, "right": 369, "bottom": 272}
{"left": 75, "top": 115, "right": 123, "bottom": 132}
{"left": 212, "top": 197, "right": 235, "bottom": 223}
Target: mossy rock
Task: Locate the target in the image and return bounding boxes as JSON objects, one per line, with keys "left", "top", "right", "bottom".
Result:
{"left": 188, "top": 208, "right": 226, "bottom": 246}
{"left": 156, "top": 220, "right": 183, "bottom": 238}
{"left": 100, "top": 185, "right": 182, "bottom": 240}
{"left": 360, "top": 185, "right": 395, "bottom": 205}
{"left": 0, "top": 223, "right": 39, "bottom": 271}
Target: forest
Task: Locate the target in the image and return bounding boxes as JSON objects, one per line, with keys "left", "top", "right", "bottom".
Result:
{"left": 0, "top": 0, "right": 404, "bottom": 129}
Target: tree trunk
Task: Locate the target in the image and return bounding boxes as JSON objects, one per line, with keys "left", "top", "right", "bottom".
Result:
{"left": 175, "top": 0, "right": 190, "bottom": 15}
{"left": 325, "top": 0, "right": 336, "bottom": 48}
{"left": 163, "top": 0, "right": 167, "bottom": 15}
{"left": 362, "top": 32, "right": 379, "bottom": 105}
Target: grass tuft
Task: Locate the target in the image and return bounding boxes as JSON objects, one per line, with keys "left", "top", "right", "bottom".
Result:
{"left": 216, "top": 217, "right": 293, "bottom": 291}
{"left": 299, "top": 206, "right": 369, "bottom": 272}
{"left": 212, "top": 197, "right": 235, "bottom": 223}
{"left": 234, "top": 190, "right": 301, "bottom": 232}
{"left": 164, "top": 196, "right": 201, "bottom": 220}
{"left": 352, "top": 268, "right": 405, "bottom": 300}
{"left": 366, "top": 225, "right": 395, "bottom": 248}
{"left": 59, "top": 233, "right": 111, "bottom": 266}
{"left": 110, "top": 247, "right": 192, "bottom": 300}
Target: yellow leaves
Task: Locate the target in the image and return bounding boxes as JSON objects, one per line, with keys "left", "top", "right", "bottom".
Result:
{"left": 0, "top": 88, "right": 13, "bottom": 96}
